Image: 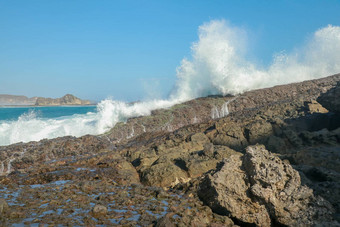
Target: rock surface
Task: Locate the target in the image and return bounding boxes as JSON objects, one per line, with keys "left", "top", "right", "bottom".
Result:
{"left": 0, "top": 73, "right": 340, "bottom": 225}
{"left": 198, "top": 145, "right": 336, "bottom": 226}
{"left": 318, "top": 82, "right": 340, "bottom": 113}
{"left": 35, "top": 94, "right": 91, "bottom": 106}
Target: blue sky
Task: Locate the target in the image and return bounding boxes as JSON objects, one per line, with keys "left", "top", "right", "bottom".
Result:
{"left": 1, "top": 0, "right": 339, "bottom": 102}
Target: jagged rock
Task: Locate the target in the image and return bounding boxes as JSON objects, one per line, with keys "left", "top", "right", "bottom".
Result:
{"left": 198, "top": 145, "right": 336, "bottom": 226}
{"left": 209, "top": 121, "right": 248, "bottom": 150}
{"left": 136, "top": 135, "right": 240, "bottom": 187}
{"left": 198, "top": 153, "right": 270, "bottom": 226}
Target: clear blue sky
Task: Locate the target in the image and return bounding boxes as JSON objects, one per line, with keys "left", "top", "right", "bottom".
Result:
{"left": 1, "top": 0, "right": 339, "bottom": 102}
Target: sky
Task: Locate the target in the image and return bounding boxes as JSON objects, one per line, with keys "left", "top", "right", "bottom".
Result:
{"left": 1, "top": 0, "right": 340, "bottom": 102}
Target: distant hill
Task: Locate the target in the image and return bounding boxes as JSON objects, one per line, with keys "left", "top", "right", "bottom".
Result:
{"left": 0, "top": 94, "right": 92, "bottom": 106}
{"left": 0, "top": 94, "right": 37, "bottom": 105}
{"left": 35, "top": 94, "right": 91, "bottom": 106}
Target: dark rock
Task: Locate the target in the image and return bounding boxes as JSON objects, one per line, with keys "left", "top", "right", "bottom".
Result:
{"left": 318, "top": 82, "right": 340, "bottom": 113}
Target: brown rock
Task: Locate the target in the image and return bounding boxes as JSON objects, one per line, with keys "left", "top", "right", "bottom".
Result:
{"left": 156, "top": 213, "right": 176, "bottom": 227}
{"left": 91, "top": 204, "right": 108, "bottom": 216}
{"left": 306, "top": 100, "right": 328, "bottom": 113}
{"left": 198, "top": 154, "right": 271, "bottom": 226}
{"left": 0, "top": 199, "right": 9, "bottom": 214}
{"left": 199, "top": 145, "right": 336, "bottom": 226}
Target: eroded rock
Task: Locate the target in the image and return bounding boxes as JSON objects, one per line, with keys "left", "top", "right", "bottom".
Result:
{"left": 199, "top": 145, "right": 337, "bottom": 226}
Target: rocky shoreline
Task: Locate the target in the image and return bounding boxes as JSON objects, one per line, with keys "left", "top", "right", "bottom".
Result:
{"left": 1, "top": 74, "right": 340, "bottom": 226}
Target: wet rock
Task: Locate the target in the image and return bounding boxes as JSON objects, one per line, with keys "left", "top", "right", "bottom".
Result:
{"left": 0, "top": 199, "right": 9, "bottom": 214}
{"left": 91, "top": 204, "right": 108, "bottom": 217}
{"left": 141, "top": 161, "right": 189, "bottom": 187}
{"left": 155, "top": 213, "right": 176, "bottom": 227}
{"left": 199, "top": 145, "right": 337, "bottom": 226}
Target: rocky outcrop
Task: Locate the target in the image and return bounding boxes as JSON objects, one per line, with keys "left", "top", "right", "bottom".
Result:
{"left": 198, "top": 145, "right": 337, "bottom": 226}
{"left": 35, "top": 94, "right": 91, "bottom": 106}
{"left": 0, "top": 94, "right": 37, "bottom": 105}
{"left": 1, "top": 73, "right": 340, "bottom": 225}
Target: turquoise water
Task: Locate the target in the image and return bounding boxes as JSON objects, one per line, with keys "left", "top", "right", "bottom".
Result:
{"left": 0, "top": 106, "right": 97, "bottom": 121}
{"left": 0, "top": 105, "right": 100, "bottom": 146}
{"left": 0, "top": 98, "right": 177, "bottom": 146}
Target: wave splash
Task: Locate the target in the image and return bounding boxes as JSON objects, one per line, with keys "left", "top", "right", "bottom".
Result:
{"left": 172, "top": 20, "right": 340, "bottom": 100}
{"left": 1, "top": 20, "right": 340, "bottom": 146}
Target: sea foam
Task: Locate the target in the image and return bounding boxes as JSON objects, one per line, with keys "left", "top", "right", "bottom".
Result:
{"left": 1, "top": 20, "right": 340, "bottom": 146}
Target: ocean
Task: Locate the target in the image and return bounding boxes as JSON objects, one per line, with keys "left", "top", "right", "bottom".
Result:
{"left": 0, "top": 106, "right": 97, "bottom": 146}
{"left": 0, "top": 106, "right": 97, "bottom": 121}
{"left": 0, "top": 99, "right": 177, "bottom": 146}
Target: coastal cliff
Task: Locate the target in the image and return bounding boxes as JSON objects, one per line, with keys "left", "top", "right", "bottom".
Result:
{"left": 35, "top": 94, "right": 91, "bottom": 106}
{"left": 0, "top": 74, "right": 339, "bottom": 226}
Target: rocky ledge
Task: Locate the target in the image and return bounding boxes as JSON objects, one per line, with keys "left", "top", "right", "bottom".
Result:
{"left": 35, "top": 94, "right": 91, "bottom": 106}
{"left": 0, "top": 74, "right": 340, "bottom": 226}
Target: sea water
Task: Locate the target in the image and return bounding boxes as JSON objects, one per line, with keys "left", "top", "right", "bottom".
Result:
{"left": 0, "top": 106, "right": 96, "bottom": 146}
{"left": 0, "top": 99, "right": 177, "bottom": 146}
{"left": 0, "top": 106, "right": 97, "bottom": 121}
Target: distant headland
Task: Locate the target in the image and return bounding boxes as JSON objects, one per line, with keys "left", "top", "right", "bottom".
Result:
{"left": 0, "top": 94, "right": 93, "bottom": 106}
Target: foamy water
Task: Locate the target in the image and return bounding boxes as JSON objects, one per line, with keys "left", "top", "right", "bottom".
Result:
{"left": 1, "top": 20, "right": 340, "bottom": 146}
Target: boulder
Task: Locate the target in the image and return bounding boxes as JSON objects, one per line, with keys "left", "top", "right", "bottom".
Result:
{"left": 198, "top": 145, "right": 336, "bottom": 226}
{"left": 91, "top": 204, "right": 108, "bottom": 217}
